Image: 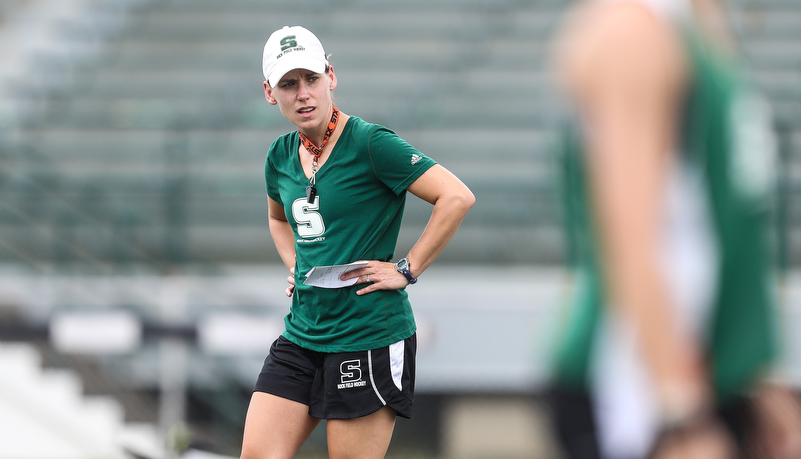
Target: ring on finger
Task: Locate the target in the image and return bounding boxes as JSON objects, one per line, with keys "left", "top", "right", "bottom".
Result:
{"left": 366, "top": 274, "right": 370, "bottom": 283}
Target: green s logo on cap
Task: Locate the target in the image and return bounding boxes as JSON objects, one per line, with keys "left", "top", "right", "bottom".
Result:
{"left": 280, "top": 36, "right": 297, "bottom": 51}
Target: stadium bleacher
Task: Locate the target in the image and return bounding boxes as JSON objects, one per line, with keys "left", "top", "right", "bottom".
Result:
{"left": 0, "top": 0, "right": 573, "bottom": 270}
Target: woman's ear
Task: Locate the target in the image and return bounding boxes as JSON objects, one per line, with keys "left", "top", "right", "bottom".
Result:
{"left": 264, "top": 81, "right": 277, "bottom": 105}
{"left": 327, "top": 66, "right": 337, "bottom": 91}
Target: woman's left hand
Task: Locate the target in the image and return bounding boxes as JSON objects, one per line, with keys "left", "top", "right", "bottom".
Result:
{"left": 341, "top": 261, "right": 410, "bottom": 295}
{"left": 285, "top": 267, "right": 296, "bottom": 297}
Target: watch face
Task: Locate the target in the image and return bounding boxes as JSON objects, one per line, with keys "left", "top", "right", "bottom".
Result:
{"left": 396, "top": 258, "right": 416, "bottom": 284}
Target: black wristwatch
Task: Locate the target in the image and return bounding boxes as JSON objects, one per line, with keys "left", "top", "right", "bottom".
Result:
{"left": 395, "top": 258, "right": 417, "bottom": 284}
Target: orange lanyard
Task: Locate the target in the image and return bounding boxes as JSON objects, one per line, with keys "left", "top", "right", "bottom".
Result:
{"left": 299, "top": 106, "right": 339, "bottom": 203}
{"left": 298, "top": 105, "right": 339, "bottom": 161}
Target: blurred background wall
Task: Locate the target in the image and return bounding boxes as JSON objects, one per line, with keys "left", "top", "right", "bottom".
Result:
{"left": 0, "top": 0, "right": 798, "bottom": 457}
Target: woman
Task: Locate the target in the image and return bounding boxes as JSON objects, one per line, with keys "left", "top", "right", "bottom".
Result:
{"left": 240, "top": 26, "right": 474, "bottom": 459}
{"left": 549, "top": 1, "right": 801, "bottom": 458}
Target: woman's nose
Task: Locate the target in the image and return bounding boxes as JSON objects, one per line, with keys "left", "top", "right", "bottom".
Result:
{"left": 297, "top": 81, "right": 310, "bottom": 100}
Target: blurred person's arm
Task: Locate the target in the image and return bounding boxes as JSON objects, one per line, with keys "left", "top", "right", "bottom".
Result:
{"left": 556, "top": 0, "right": 713, "bottom": 434}
{"left": 268, "top": 197, "right": 297, "bottom": 297}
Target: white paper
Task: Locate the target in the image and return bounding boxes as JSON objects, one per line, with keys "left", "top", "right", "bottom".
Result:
{"left": 303, "top": 261, "right": 368, "bottom": 288}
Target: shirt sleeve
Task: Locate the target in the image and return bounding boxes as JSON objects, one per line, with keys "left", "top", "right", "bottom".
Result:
{"left": 366, "top": 126, "right": 437, "bottom": 195}
{"left": 264, "top": 139, "right": 283, "bottom": 205}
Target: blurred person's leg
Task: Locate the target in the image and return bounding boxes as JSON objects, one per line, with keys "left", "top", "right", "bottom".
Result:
{"left": 240, "top": 392, "right": 320, "bottom": 459}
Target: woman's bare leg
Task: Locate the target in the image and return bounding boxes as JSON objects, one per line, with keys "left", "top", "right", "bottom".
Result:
{"left": 326, "top": 406, "right": 397, "bottom": 459}
{"left": 240, "top": 392, "right": 320, "bottom": 459}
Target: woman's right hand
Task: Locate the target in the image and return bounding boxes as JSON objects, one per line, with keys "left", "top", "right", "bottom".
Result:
{"left": 285, "top": 267, "right": 296, "bottom": 297}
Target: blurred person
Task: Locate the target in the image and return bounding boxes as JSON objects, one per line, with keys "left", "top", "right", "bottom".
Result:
{"left": 240, "top": 26, "right": 474, "bottom": 459}
{"left": 547, "top": 1, "right": 801, "bottom": 459}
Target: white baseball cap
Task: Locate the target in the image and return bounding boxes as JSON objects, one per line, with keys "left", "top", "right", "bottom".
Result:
{"left": 263, "top": 26, "right": 329, "bottom": 87}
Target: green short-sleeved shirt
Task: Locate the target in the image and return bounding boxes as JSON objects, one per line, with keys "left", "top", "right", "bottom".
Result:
{"left": 265, "top": 116, "right": 436, "bottom": 352}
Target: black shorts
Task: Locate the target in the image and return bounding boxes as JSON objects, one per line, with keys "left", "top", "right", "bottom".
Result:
{"left": 253, "top": 334, "right": 416, "bottom": 420}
